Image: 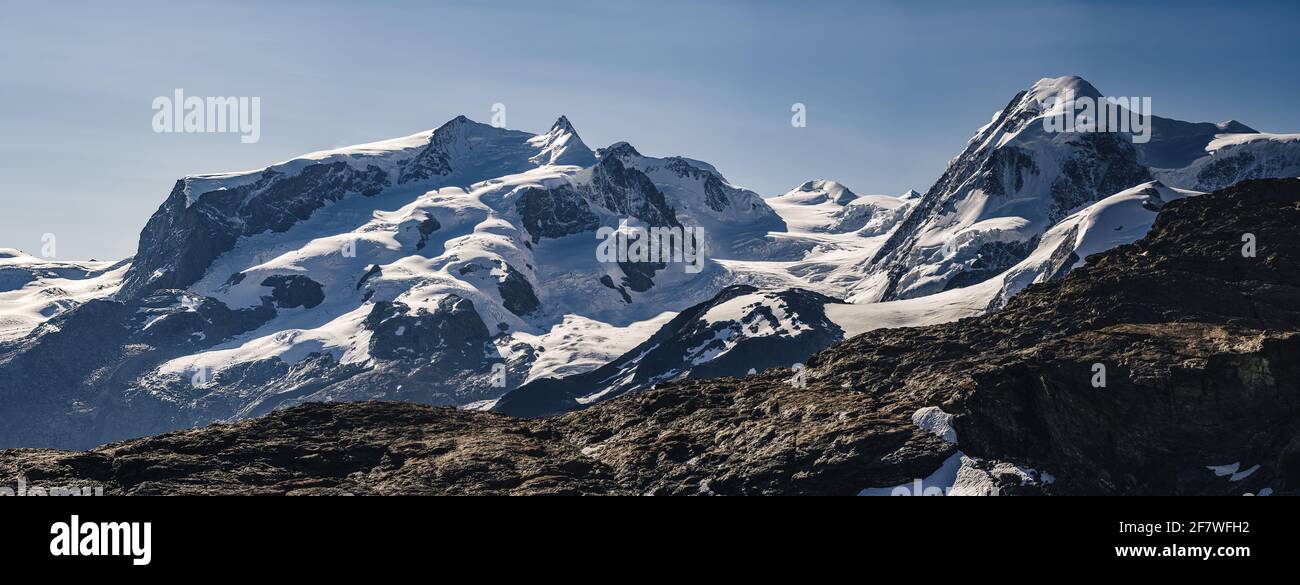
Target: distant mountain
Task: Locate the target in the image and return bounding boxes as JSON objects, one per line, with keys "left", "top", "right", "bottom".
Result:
{"left": 0, "top": 249, "right": 126, "bottom": 342}
{"left": 1154, "top": 132, "right": 1300, "bottom": 192}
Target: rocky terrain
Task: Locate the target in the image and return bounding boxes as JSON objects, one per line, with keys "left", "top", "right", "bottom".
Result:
{"left": 3, "top": 179, "right": 1295, "bottom": 495}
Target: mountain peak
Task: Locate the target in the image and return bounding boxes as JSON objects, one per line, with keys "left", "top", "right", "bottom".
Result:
{"left": 527, "top": 114, "right": 596, "bottom": 167}
{"left": 1217, "top": 119, "right": 1258, "bottom": 133}
{"left": 598, "top": 141, "right": 642, "bottom": 159}
{"left": 441, "top": 114, "right": 472, "bottom": 128}
{"left": 550, "top": 115, "right": 577, "bottom": 134}
{"left": 780, "top": 179, "right": 858, "bottom": 205}
{"left": 428, "top": 114, "right": 486, "bottom": 140}
{"left": 1029, "top": 75, "right": 1103, "bottom": 102}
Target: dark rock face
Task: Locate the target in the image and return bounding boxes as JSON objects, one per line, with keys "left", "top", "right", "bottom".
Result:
{"left": 598, "top": 275, "right": 632, "bottom": 303}
{"left": 397, "top": 125, "right": 455, "bottom": 183}
{"left": 615, "top": 258, "right": 662, "bottom": 293}
{"left": 493, "top": 285, "right": 846, "bottom": 418}
{"left": 942, "top": 238, "right": 1040, "bottom": 292}
{"left": 1038, "top": 224, "right": 1082, "bottom": 284}
{"left": 515, "top": 185, "right": 599, "bottom": 244}
{"left": 121, "top": 162, "right": 391, "bottom": 300}
{"left": 365, "top": 296, "right": 490, "bottom": 363}
{"left": 1048, "top": 132, "right": 1152, "bottom": 222}
{"left": 588, "top": 156, "right": 680, "bottom": 230}
{"left": 701, "top": 174, "right": 731, "bottom": 212}
{"left": 4, "top": 179, "right": 1295, "bottom": 495}
{"left": 355, "top": 264, "right": 382, "bottom": 290}
{"left": 260, "top": 275, "right": 325, "bottom": 309}
{"left": 495, "top": 263, "right": 540, "bottom": 317}
{"left": 661, "top": 157, "right": 737, "bottom": 212}
{"left": 415, "top": 216, "right": 441, "bottom": 251}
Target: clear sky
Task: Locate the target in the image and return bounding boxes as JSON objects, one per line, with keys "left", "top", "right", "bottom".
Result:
{"left": 2, "top": 0, "right": 1297, "bottom": 260}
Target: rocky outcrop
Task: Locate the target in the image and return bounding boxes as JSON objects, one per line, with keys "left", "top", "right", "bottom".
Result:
{"left": 515, "top": 185, "right": 600, "bottom": 243}
{"left": 365, "top": 296, "right": 490, "bottom": 362}
{"left": 260, "top": 275, "right": 325, "bottom": 309}
{"left": 120, "top": 162, "right": 390, "bottom": 299}
{"left": 5, "top": 179, "right": 1295, "bottom": 494}
{"left": 586, "top": 155, "right": 680, "bottom": 229}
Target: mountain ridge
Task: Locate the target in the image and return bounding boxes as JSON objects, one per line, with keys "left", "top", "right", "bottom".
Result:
{"left": 4, "top": 178, "right": 1295, "bottom": 495}
{"left": 2, "top": 75, "right": 1299, "bottom": 452}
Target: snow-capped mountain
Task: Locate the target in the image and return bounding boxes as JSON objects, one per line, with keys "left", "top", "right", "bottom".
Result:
{"left": 0, "top": 113, "right": 892, "bottom": 449}
{"left": 3, "top": 75, "right": 1298, "bottom": 450}
{"left": 857, "top": 76, "right": 1300, "bottom": 303}
{"left": 860, "top": 76, "right": 1152, "bottom": 302}
{"left": 766, "top": 180, "right": 915, "bottom": 236}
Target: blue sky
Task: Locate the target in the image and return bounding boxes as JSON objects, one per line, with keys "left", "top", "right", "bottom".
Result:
{"left": 2, "top": 0, "right": 1297, "bottom": 260}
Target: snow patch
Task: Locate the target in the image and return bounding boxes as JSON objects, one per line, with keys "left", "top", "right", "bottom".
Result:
{"left": 911, "top": 406, "right": 958, "bottom": 444}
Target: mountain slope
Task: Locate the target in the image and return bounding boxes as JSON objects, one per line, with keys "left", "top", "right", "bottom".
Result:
{"left": 5, "top": 179, "right": 1296, "bottom": 495}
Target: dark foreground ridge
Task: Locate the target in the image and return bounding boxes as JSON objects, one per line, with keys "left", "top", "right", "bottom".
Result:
{"left": 2, "top": 179, "right": 1298, "bottom": 495}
